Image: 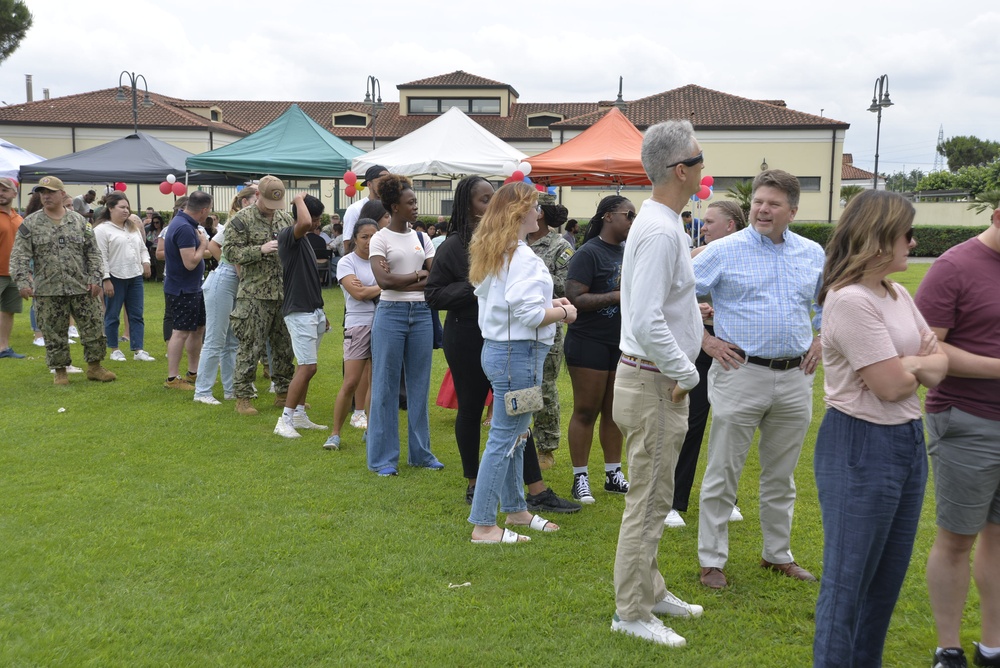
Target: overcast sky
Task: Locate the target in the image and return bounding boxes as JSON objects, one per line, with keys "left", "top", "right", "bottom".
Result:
{"left": 2, "top": 0, "right": 998, "bottom": 175}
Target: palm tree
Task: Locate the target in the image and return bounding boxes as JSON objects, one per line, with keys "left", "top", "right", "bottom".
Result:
{"left": 726, "top": 180, "right": 753, "bottom": 221}
{"left": 967, "top": 190, "right": 1000, "bottom": 215}
{"left": 840, "top": 185, "right": 864, "bottom": 204}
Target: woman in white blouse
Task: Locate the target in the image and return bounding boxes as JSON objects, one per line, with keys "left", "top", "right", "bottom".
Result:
{"left": 93, "top": 193, "right": 153, "bottom": 362}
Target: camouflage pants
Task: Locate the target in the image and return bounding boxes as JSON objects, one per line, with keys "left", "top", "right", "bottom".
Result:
{"left": 230, "top": 297, "right": 294, "bottom": 398}
{"left": 35, "top": 293, "right": 106, "bottom": 368}
{"left": 533, "top": 324, "right": 564, "bottom": 453}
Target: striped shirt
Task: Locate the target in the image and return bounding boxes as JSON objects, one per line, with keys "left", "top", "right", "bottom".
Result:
{"left": 692, "top": 226, "right": 823, "bottom": 358}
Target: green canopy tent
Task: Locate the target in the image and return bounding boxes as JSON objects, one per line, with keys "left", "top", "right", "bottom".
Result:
{"left": 185, "top": 104, "right": 364, "bottom": 179}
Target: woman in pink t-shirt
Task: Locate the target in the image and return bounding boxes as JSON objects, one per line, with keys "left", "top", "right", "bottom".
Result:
{"left": 812, "top": 190, "right": 948, "bottom": 666}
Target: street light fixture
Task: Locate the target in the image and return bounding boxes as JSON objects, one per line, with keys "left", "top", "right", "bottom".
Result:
{"left": 115, "top": 71, "right": 154, "bottom": 135}
{"left": 867, "top": 74, "right": 893, "bottom": 190}
{"left": 363, "top": 75, "right": 384, "bottom": 151}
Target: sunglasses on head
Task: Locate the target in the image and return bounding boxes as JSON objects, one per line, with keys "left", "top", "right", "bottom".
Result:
{"left": 665, "top": 151, "right": 704, "bottom": 169}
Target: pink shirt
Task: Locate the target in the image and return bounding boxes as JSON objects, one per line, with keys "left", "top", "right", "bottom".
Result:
{"left": 822, "top": 283, "right": 929, "bottom": 424}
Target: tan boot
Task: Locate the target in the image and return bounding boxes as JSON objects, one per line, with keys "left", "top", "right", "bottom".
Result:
{"left": 236, "top": 398, "right": 258, "bottom": 416}
{"left": 537, "top": 452, "right": 555, "bottom": 470}
{"left": 86, "top": 361, "right": 117, "bottom": 382}
{"left": 53, "top": 367, "right": 70, "bottom": 385}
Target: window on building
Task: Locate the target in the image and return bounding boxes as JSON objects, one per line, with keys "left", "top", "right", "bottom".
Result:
{"left": 408, "top": 97, "right": 501, "bottom": 115}
{"left": 527, "top": 114, "right": 562, "bottom": 128}
{"left": 210, "top": 109, "right": 221, "bottom": 122}
{"left": 471, "top": 98, "right": 500, "bottom": 114}
{"left": 799, "top": 177, "right": 821, "bottom": 192}
{"left": 413, "top": 179, "right": 453, "bottom": 190}
{"left": 711, "top": 177, "right": 754, "bottom": 192}
{"left": 440, "top": 99, "right": 469, "bottom": 113}
{"left": 334, "top": 113, "right": 368, "bottom": 127}
{"left": 408, "top": 98, "right": 440, "bottom": 114}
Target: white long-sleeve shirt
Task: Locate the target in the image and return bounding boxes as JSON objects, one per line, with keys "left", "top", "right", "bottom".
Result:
{"left": 475, "top": 242, "right": 556, "bottom": 345}
{"left": 94, "top": 221, "right": 150, "bottom": 280}
{"left": 618, "top": 199, "right": 702, "bottom": 390}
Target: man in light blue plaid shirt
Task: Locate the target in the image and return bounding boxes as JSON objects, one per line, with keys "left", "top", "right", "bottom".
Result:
{"left": 691, "top": 169, "right": 824, "bottom": 589}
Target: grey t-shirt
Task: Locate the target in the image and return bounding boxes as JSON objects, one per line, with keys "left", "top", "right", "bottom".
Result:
{"left": 277, "top": 226, "right": 323, "bottom": 316}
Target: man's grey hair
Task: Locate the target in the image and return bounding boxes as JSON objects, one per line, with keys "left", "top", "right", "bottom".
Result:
{"left": 641, "top": 120, "right": 697, "bottom": 185}
{"left": 185, "top": 190, "right": 213, "bottom": 211}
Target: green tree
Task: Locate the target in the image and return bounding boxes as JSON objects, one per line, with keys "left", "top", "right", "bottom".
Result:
{"left": 840, "top": 185, "right": 864, "bottom": 203}
{"left": 885, "top": 169, "right": 926, "bottom": 192}
{"left": 967, "top": 190, "right": 1000, "bottom": 215}
{"left": 937, "top": 135, "right": 1000, "bottom": 172}
{"left": 0, "top": 0, "right": 32, "bottom": 64}
{"left": 726, "top": 179, "right": 753, "bottom": 221}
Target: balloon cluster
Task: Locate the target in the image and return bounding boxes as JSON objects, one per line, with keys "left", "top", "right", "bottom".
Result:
{"left": 691, "top": 175, "right": 714, "bottom": 202}
{"left": 158, "top": 173, "right": 186, "bottom": 196}
{"left": 502, "top": 161, "right": 547, "bottom": 193}
{"left": 341, "top": 171, "right": 367, "bottom": 199}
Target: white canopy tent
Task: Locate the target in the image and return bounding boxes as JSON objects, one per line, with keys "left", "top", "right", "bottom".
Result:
{"left": 1, "top": 137, "right": 44, "bottom": 180}
{"left": 351, "top": 107, "right": 527, "bottom": 177}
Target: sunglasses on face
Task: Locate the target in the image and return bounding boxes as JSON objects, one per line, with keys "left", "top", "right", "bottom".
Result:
{"left": 611, "top": 210, "right": 636, "bottom": 221}
{"left": 665, "top": 151, "right": 704, "bottom": 169}
{"left": 905, "top": 228, "right": 914, "bottom": 243}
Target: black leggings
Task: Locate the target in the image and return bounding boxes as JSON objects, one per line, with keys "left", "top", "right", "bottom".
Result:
{"left": 672, "top": 328, "right": 714, "bottom": 512}
{"left": 442, "top": 316, "right": 541, "bottom": 485}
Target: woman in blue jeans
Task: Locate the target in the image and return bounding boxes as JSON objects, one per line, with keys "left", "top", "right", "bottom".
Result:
{"left": 367, "top": 175, "right": 440, "bottom": 476}
{"left": 193, "top": 223, "right": 240, "bottom": 404}
{"left": 812, "top": 190, "right": 948, "bottom": 666}
{"left": 467, "top": 182, "right": 577, "bottom": 543}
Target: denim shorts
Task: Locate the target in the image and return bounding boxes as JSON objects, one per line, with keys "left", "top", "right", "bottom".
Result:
{"left": 284, "top": 308, "right": 327, "bottom": 365}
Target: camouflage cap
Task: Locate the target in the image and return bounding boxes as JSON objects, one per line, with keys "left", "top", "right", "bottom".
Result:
{"left": 257, "top": 175, "right": 285, "bottom": 211}
{"left": 537, "top": 191, "right": 557, "bottom": 205}
{"left": 33, "top": 175, "right": 65, "bottom": 192}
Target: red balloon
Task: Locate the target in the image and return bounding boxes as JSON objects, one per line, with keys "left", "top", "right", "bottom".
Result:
{"left": 343, "top": 171, "right": 357, "bottom": 186}
{"left": 701, "top": 175, "right": 714, "bottom": 187}
{"left": 502, "top": 176, "right": 516, "bottom": 185}
{"left": 345, "top": 185, "right": 357, "bottom": 198}
{"left": 172, "top": 181, "right": 187, "bottom": 197}
{"left": 511, "top": 170, "right": 524, "bottom": 181}
{"left": 697, "top": 185, "right": 711, "bottom": 200}
{"left": 535, "top": 184, "right": 545, "bottom": 192}
{"left": 159, "top": 181, "right": 172, "bottom": 195}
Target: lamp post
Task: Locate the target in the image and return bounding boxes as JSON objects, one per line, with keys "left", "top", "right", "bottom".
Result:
{"left": 115, "top": 71, "right": 154, "bottom": 135}
{"left": 363, "top": 76, "right": 384, "bottom": 151}
{"left": 868, "top": 74, "right": 893, "bottom": 190}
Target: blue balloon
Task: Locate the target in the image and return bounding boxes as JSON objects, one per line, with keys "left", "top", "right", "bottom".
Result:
{"left": 236, "top": 185, "right": 244, "bottom": 192}
{"left": 523, "top": 176, "right": 533, "bottom": 184}
{"left": 690, "top": 194, "right": 699, "bottom": 202}
{"left": 547, "top": 186, "right": 557, "bottom": 195}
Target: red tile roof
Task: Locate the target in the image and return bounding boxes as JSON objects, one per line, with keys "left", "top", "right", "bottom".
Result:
{"left": 841, "top": 154, "right": 876, "bottom": 180}
{"left": 399, "top": 70, "right": 515, "bottom": 92}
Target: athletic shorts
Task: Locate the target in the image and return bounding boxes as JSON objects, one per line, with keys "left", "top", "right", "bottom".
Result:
{"left": 343, "top": 325, "right": 372, "bottom": 361}
{"left": 166, "top": 292, "right": 206, "bottom": 331}
{"left": 564, "top": 329, "right": 621, "bottom": 372}
{"left": 0, "top": 276, "right": 23, "bottom": 313}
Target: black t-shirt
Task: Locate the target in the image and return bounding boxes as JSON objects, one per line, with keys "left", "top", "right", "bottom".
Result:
{"left": 566, "top": 237, "right": 623, "bottom": 344}
{"left": 278, "top": 226, "right": 324, "bottom": 316}
{"left": 306, "top": 232, "right": 331, "bottom": 260}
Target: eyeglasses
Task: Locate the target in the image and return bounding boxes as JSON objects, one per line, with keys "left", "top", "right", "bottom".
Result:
{"left": 535, "top": 204, "right": 542, "bottom": 212}
{"left": 665, "top": 152, "right": 704, "bottom": 169}
{"left": 905, "top": 228, "right": 913, "bottom": 243}
{"left": 612, "top": 210, "right": 636, "bottom": 221}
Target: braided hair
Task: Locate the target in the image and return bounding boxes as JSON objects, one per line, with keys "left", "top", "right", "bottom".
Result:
{"left": 448, "top": 175, "right": 490, "bottom": 245}
{"left": 583, "top": 195, "right": 630, "bottom": 243}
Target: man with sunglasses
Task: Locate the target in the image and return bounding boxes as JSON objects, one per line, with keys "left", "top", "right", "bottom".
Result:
{"left": 691, "top": 169, "right": 824, "bottom": 589}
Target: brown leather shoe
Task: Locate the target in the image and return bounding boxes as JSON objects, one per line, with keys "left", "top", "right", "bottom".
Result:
{"left": 760, "top": 559, "right": 817, "bottom": 582}
{"left": 700, "top": 566, "right": 727, "bottom": 589}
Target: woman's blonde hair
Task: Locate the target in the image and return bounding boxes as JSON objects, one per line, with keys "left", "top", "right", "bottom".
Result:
{"left": 819, "top": 189, "right": 915, "bottom": 305}
{"left": 706, "top": 200, "right": 746, "bottom": 230}
{"left": 469, "top": 182, "right": 537, "bottom": 285}
{"left": 229, "top": 184, "right": 258, "bottom": 217}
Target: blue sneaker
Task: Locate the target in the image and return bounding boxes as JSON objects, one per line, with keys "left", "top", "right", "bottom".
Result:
{"left": 323, "top": 434, "right": 340, "bottom": 450}
{"left": 423, "top": 460, "right": 445, "bottom": 470}
{"left": 0, "top": 347, "right": 25, "bottom": 359}
{"left": 377, "top": 467, "right": 398, "bottom": 477}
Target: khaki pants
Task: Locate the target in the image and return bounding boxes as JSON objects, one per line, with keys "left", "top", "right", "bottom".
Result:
{"left": 612, "top": 360, "right": 690, "bottom": 621}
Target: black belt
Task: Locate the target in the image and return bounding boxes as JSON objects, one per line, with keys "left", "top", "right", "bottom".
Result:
{"left": 744, "top": 354, "right": 804, "bottom": 371}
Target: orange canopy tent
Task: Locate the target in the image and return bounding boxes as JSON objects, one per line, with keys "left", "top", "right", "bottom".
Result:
{"left": 526, "top": 107, "right": 649, "bottom": 187}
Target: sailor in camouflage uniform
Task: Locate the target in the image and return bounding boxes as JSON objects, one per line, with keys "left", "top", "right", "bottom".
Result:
{"left": 527, "top": 197, "right": 573, "bottom": 468}
{"left": 223, "top": 175, "right": 295, "bottom": 415}
{"left": 9, "top": 176, "right": 116, "bottom": 385}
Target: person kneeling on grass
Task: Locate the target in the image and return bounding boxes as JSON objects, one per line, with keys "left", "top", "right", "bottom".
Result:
{"left": 274, "top": 193, "right": 330, "bottom": 438}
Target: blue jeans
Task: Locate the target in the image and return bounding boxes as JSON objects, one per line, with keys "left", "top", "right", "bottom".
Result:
{"left": 367, "top": 300, "right": 436, "bottom": 471}
{"left": 469, "top": 339, "right": 549, "bottom": 526}
{"left": 103, "top": 275, "right": 145, "bottom": 350}
{"left": 812, "top": 408, "right": 926, "bottom": 668}
{"left": 195, "top": 264, "right": 239, "bottom": 399}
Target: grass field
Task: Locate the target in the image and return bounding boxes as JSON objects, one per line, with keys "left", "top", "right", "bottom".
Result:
{"left": 0, "top": 261, "right": 978, "bottom": 666}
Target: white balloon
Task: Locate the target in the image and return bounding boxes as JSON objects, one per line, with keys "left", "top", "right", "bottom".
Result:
{"left": 502, "top": 161, "right": 516, "bottom": 176}
{"left": 518, "top": 161, "right": 532, "bottom": 176}
{"left": 166, "top": 173, "right": 177, "bottom": 184}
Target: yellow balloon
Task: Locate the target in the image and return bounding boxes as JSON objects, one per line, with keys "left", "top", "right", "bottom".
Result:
{"left": 356, "top": 183, "right": 366, "bottom": 191}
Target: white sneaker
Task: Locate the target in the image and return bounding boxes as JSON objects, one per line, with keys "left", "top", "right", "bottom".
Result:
{"left": 349, "top": 411, "right": 368, "bottom": 429}
{"left": 33, "top": 336, "right": 45, "bottom": 347}
{"left": 133, "top": 350, "right": 156, "bottom": 362}
{"left": 292, "top": 413, "right": 328, "bottom": 430}
{"left": 109, "top": 349, "right": 127, "bottom": 361}
{"left": 268, "top": 381, "right": 276, "bottom": 394}
{"left": 664, "top": 509, "right": 686, "bottom": 528}
{"left": 68, "top": 326, "right": 79, "bottom": 338}
{"left": 224, "top": 393, "right": 236, "bottom": 401}
{"left": 193, "top": 395, "right": 221, "bottom": 405}
{"left": 730, "top": 506, "right": 744, "bottom": 522}
{"left": 652, "top": 590, "right": 704, "bottom": 618}
{"left": 67, "top": 338, "right": 77, "bottom": 345}
{"left": 50, "top": 365, "right": 83, "bottom": 373}
{"left": 273, "top": 416, "right": 301, "bottom": 439}
{"left": 611, "top": 613, "right": 686, "bottom": 647}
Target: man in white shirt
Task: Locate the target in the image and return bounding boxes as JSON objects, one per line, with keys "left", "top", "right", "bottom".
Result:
{"left": 342, "top": 165, "right": 389, "bottom": 255}
{"left": 72, "top": 190, "right": 96, "bottom": 222}
{"left": 610, "top": 120, "right": 706, "bottom": 647}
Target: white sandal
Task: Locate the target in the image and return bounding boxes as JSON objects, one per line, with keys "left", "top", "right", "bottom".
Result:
{"left": 471, "top": 527, "right": 530, "bottom": 544}
{"left": 506, "top": 514, "right": 558, "bottom": 533}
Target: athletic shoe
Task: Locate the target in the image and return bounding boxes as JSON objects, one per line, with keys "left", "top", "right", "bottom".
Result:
{"left": 0, "top": 347, "right": 25, "bottom": 358}
{"left": 273, "top": 416, "right": 301, "bottom": 439}
{"left": 223, "top": 393, "right": 236, "bottom": 401}
{"left": 465, "top": 484, "right": 475, "bottom": 505}
{"left": 349, "top": 411, "right": 368, "bottom": 429}
{"left": 292, "top": 413, "right": 328, "bottom": 430}
{"left": 605, "top": 467, "right": 630, "bottom": 494}
{"left": 164, "top": 376, "right": 195, "bottom": 390}
{"left": 933, "top": 647, "right": 967, "bottom": 668}
{"left": 67, "top": 325, "right": 79, "bottom": 338}
{"left": 33, "top": 336, "right": 45, "bottom": 347}
{"left": 730, "top": 505, "right": 744, "bottom": 522}
{"left": 50, "top": 365, "right": 83, "bottom": 374}
{"left": 974, "top": 642, "right": 1000, "bottom": 667}
{"left": 323, "top": 434, "right": 340, "bottom": 450}
{"left": 377, "top": 467, "right": 398, "bottom": 477}
{"left": 193, "top": 395, "right": 221, "bottom": 405}
{"left": 572, "top": 473, "right": 596, "bottom": 504}
{"left": 133, "top": 350, "right": 156, "bottom": 362}
{"left": 651, "top": 591, "right": 704, "bottom": 618}
{"left": 67, "top": 338, "right": 77, "bottom": 345}
{"left": 268, "top": 381, "right": 275, "bottom": 394}
{"left": 611, "top": 613, "right": 686, "bottom": 647}
{"left": 120, "top": 336, "right": 129, "bottom": 343}
{"left": 664, "top": 509, "right": 686, "bottom": 528}
{"left": 526, "top": 487, "right": 582, "bottom": 514}
{"left": 109, "top": 349, "right": 127, "bottom": 361}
